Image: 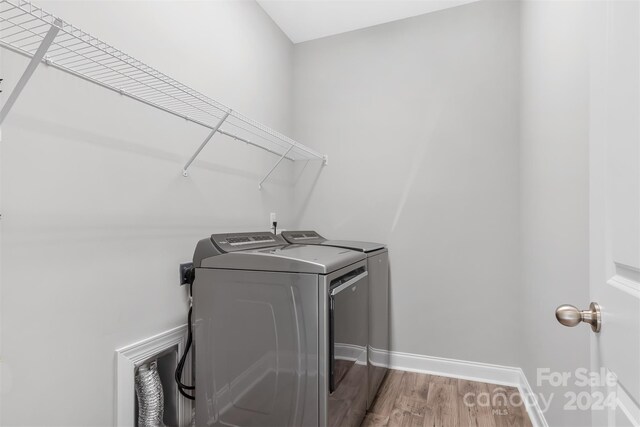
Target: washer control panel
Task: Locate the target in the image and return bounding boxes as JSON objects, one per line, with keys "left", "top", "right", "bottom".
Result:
{"left": 281, "top": 230, "right": 325, "bottom": 243}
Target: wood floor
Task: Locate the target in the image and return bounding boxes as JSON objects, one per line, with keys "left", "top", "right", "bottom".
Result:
{"left": 362, "top": 370, "right": 533, "bottom": 427}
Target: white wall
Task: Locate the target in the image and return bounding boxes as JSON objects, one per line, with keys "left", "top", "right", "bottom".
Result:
{"left": 0, "top": 1, "right": 600, "bottom": 425}
{"left": 519, "top": 2, "right": 591, "bottom": 426}
{"left": 0, "top": 1, "right": 295, "bottom": 425}
{"left": 292, "top": 4, "right": 594, "bottom": 426}
{"left": 292, "top": 0, "right": 521, "bottom": 366}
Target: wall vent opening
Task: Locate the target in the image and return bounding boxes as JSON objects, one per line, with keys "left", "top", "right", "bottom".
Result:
{"left": 116, "top": 326, "right": 192, "bottom": 427}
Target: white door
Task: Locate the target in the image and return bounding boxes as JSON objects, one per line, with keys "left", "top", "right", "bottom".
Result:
{"left": 587, "top": 1, "right": 640, "bottom": 425}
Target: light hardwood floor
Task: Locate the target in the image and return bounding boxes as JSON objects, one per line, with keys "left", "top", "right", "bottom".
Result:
{"left": 362, "top": 370, "right": 533, "bottom": 427}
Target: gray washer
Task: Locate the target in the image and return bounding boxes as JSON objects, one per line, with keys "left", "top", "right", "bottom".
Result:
{"left": 192, "top": 232, "right": 369, "bottom": 427}
{"left": 280, "top": 231, "right": 390, "bottom": 409}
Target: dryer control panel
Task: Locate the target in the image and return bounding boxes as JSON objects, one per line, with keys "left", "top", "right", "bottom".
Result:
{"left": 211, "top": 232, "right": 286, "bottom": 253}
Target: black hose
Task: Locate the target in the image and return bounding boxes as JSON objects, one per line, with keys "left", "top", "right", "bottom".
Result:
{"left": 175, "top": 282, "right": 195, "bottom": 401}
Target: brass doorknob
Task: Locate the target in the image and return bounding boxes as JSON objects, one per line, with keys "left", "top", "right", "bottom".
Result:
{"left": 555, "top": 302, "right": 601, "bottom": 333}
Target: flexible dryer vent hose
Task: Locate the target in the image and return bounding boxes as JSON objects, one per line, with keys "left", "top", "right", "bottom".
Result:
{"left": 135, "top": 361, "right": 166, "bottom": 427}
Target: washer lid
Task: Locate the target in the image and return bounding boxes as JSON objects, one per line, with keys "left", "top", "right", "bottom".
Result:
{"left": 200, "top": 243, "right": 365, "bottom": 274}
{"left": 320, "top": 240, "right": 386, "bottom": 253}
{"left": 280, "top": 230, "right": 385, "bottom": 253}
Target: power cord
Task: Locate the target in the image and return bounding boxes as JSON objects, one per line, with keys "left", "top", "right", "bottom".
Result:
{"left": 175, "top": 278, "right": 195, "bottom": 401}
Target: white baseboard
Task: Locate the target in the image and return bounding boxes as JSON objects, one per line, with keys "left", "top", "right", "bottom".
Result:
{"left": 387, "top": 350, "right": 548, "bottom": 427}
{"left": 388, "top": 350, "right": 522, "bottom": 386}
{"left": 335, "top": 343, "right": 367, "bottom": 365}
{"left": 515, "top": 365, "right": 550, "bottom": 427}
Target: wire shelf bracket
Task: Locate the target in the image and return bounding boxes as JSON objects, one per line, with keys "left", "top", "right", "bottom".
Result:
{"left": 182, "top": 111, "right": 230, "bottom": 177}
{"left": 259, "top": 145, "right": 293, "bottom": 190}
{"left": 0, "top": 18, "right": 59, "bottom": 125}
{"left": 0, "top": 0, "right": 327, "bottom": 189}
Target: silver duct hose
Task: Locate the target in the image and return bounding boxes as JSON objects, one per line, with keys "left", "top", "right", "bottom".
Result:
{"left": 135, "top": 361, "right": 166, "bottom": 427}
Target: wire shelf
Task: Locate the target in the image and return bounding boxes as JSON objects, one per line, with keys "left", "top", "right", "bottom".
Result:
{"left": 0, "top": 0, "right": 326, "bottom": 173}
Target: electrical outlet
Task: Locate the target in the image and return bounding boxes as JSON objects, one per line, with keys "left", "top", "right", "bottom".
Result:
{"left": 179, "top": 262, "right": 194, "bottom": 286}
{"left": 270, "top": 212, "right": 277, "bottom": 224}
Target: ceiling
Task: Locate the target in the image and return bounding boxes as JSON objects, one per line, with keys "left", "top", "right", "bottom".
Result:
{"left": 257, "top": 0, "right": 480, "bottom": 44}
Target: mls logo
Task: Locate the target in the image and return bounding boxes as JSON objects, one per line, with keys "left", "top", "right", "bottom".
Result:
{"left": 492, "top": 409, "right": 509, "bottom": 416}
